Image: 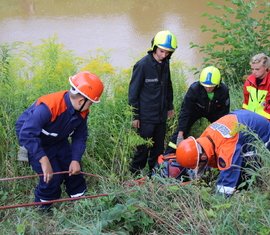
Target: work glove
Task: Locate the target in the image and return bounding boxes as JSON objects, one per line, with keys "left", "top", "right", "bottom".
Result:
{"left": 17, "top": 146, "right": 28, "bottom": 162}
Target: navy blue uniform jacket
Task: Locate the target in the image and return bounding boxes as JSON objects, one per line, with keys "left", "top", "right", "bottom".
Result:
{"left": 15, "top": 91, "right": 88, "bottom": 162}
{"left": 128, "top": 52, "right": 174, "bottom": 123}
{"left": 178, "top": 81, "right": 230, "bottom": 134}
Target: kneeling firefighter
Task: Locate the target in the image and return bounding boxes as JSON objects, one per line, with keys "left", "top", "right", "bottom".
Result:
{"left": 175, "top": 109, "right": 270, "bottom": 196}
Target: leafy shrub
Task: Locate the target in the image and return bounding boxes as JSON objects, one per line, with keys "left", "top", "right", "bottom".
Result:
{"left": 190, "top": 0, "right": 270, "bottom": 84}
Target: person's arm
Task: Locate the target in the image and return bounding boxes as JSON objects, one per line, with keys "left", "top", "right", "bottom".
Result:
{"left": 242, "top": 80, "right": 250, "bottom": 109}
{"left": 166, "top": 68, "right": 175, "bottom": 119}
{"left": 128, "top": 62, "right": 145, "bottom": 129}
{"left": 167, "top": 69, "right": 174, "bottom": 112}
{"left": 224, "top": 88, "right": 230, "bottom": 114}
{"left": 18, "top": 103, "right": 52, "bottom": 161}
{"left": 128, "top": 62, "right": 144, "bottom": 121}
{"left": 18, "top": 103, "right": 54, "bottom": 182}
{"left": 69, "top": 160, "right": 81, "bottom": 175}
{"left": 70, "top": 118, "right": 88, "bottom": 162}
{"left": 39, "top": 156, "right": 53, "bottom": 183}
{"left": 69, "top": 118, "right": 88, "bottom": 175}
{"left": 177, "top": 86, "right": 197, "bottom": 136}
{"left": 132, "top": 119, "right": 140, "bottom": 129}
{"left": 176, "top": 131, "right": 184, "bottom": 146}
{"left": 216, "top": 84, "right": 230, "bottom": 116}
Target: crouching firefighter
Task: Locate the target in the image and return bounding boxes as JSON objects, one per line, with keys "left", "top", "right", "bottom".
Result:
{"left": 15, "top": 71, "right": 104, "bottom": 209}
{"left": 175, "top": 109, "right": 270, "bottom": 197}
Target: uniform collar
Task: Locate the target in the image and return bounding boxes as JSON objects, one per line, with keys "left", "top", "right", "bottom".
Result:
{"left": 65, "top": 92, "right": 76, "bottom": 115}
{"left": 248, "top": 72, "right": 269, "bottom": 86}
{"left": 148, "top": 52, "right": 167, "bottom": 66}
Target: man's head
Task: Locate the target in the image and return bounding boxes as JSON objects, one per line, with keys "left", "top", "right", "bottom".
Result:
{"left": 69, "top": 71, "right": 104, "bottom": 112}
{"left": 249, "top": 53, "right": 270, "bottom": 80}
{"left": 199, "top": 66, "right": 221, "bottom": 92}
{"left": 176, "top": 137, "right": 208, "bottom": 170}
{"left": 150, "top": 30, "right": 177, "bottom": 62}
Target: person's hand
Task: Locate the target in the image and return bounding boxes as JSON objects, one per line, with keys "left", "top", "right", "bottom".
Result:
{"left": 39, "top": 156, "right": 53, "bottom": 183}
{"left": 176, "top": 134, "right": 184, "bottom": 146}
{"left": 167, "top": 110, "right": 174, "bottom": 119}
{"left": 69, "top": 160, "right": 81, "bottom": 176}
{"left": 132, "top": 119, "right": 140, "bottom": 129}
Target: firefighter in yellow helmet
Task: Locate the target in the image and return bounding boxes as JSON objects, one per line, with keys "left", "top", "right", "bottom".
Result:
{"left": 165, "top": 66, "right": 230, "bottom": 154}
{"left": 128, "top": 30, "right": 177, "bottom": 175}
{"left": 175, "top": 109, "right": 270, "bottom": 197}
{"left": 15, "top": 71, "right": 104, "bottom": 209}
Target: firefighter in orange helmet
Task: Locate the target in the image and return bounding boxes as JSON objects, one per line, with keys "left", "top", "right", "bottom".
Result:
{"left": 176, "top": 109, "right": 270, "bottom": 196}
{"left": 15, "top": 71, "right": 104, "bottom": 209}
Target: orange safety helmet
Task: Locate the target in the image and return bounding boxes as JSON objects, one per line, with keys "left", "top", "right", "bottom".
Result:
{"left": 176, "top": 137, "right": 201, "bottom": 169}
{"left": 69, "top": 71, "right": 104, "bottom": 103}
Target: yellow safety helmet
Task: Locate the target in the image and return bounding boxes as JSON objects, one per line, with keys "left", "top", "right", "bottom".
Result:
{"left": 199, "top": 66, "right": 221, "bottom": 87}
{"left": 151, "top": 30, "right": 177, "bottom": 52}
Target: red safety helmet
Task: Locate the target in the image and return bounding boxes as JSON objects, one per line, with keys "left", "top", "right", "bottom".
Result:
{"left": 69, "top": 71, "right": 104, "bottom": 103}
{"left": 155, "top": 154, "right": 186, "bottom": 179}
{"left": 176, "top": 137, "right": 200, "bottom": 169}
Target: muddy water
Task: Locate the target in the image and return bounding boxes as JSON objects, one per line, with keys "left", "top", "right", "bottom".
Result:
{"left": 0, "top": 0, "right": 259, "bottom": 70}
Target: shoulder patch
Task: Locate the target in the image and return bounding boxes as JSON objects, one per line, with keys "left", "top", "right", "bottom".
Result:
{"left": 210, "top": 122, "right": 232, "bottom": 138}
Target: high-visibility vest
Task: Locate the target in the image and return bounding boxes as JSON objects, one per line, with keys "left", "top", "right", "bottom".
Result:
{"left": 242, "top": 72, "right": 270, "bottom": 120}
{"left": 242, "top": 86, "right": 270, "bottom": 119}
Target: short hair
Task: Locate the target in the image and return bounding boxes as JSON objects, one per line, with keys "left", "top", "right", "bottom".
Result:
{"left": 250, "top": 53, "right": 270, "bottom": 69}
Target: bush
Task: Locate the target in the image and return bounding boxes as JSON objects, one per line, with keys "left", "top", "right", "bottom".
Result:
{"left": 190, "top": 0, "right": 270, "bottom": 84}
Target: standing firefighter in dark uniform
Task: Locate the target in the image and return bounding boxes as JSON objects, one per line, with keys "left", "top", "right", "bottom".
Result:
{"left": 128, "top": 30, "right": 178, "bottom": 175}
{"left": 165, "top": 66, "right": 230, "bottom": 153}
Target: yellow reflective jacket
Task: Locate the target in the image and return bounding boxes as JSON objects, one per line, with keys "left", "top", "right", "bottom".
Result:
{"left": 242, "top": 71, "right": 270, "bottom": 120}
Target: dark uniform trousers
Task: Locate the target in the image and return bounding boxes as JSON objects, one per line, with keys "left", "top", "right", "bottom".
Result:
{"left": 130, "top": 122, "right": 166, "bottom": 174}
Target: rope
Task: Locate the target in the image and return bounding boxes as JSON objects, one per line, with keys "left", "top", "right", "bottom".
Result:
{"left": 0, "top": 171, "right": 191, "bottom": 210}
{"left": 0, "top": 171, "right": 102, "bottom": 182}
{"left": 0, "top": 171, "right": 107, "bottom": 210}
{"left": 0, "top": 193, "right": 109, "bottom": 210}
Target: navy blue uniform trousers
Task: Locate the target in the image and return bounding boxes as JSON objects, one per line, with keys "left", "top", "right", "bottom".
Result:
{"left": 130, "top": 122, "right": 166, "bottom": 174}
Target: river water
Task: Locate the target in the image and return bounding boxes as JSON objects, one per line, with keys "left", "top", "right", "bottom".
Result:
{"left": 0, "top": 0, "right": 261, "bottom": 70}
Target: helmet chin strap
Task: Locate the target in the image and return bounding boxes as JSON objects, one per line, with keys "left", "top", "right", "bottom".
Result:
{"left": 78, "top": 98, "right": 88, "bottom": 112}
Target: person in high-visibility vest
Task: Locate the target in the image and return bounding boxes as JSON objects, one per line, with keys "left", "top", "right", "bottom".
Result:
{"left": 175, "top": 109, "right": 270, "bottom": 197}
{"left": 242, "top": 53, "right": 270, "bottom": 120}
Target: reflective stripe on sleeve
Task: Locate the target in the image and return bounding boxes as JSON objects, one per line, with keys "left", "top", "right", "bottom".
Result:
{"left": 216, "top": 185, "right": 235, "bottom": 195}
{"left": 41, "top": 129, "right": 58, "bottom": 137}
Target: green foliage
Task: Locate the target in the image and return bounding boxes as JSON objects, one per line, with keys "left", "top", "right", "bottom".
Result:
{"left": 81, "top": 49, "right": 116, "bottom": 77}
{"left": 28, "top": 36, "right": 78, "bottom": 100}
{"left": 190, "top": 0, "right": 270, "bottom": 84}
{"left": 0, "top": 43, "right": 11, "bottom": 84}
